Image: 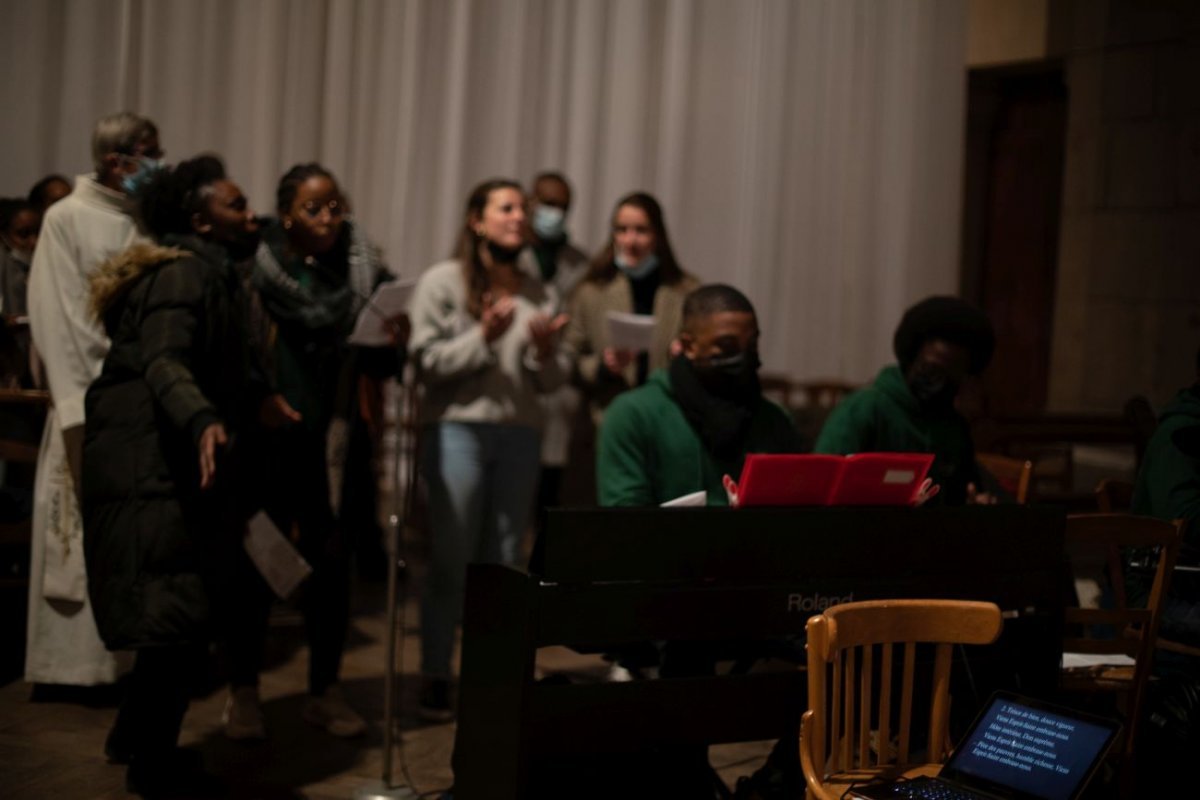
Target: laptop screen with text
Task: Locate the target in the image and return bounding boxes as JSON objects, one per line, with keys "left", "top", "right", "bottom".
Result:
{"left": 940, "top": 693, "right": 1118, "bottom": 800}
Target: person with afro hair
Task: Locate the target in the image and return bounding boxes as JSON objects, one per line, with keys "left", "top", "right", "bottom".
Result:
{"left": 814, "top": 295, "right": 996, "bottom": 505}
{"left": 82, "top": 155, "right": 299, "bottom": 795}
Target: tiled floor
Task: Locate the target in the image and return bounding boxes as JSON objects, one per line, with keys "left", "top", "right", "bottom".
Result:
{"left": 1, "top": 571, "right": 774, "bottom": 799}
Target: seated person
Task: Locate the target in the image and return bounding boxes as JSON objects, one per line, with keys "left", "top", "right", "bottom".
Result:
{"left": 814, "top": 295, "right": 995, "bottom": 505}
{"left": 1132, "top": 347, "right": 1200, "bottom": 649}
{"left": 593, "top": 283, "right": 805, "bottom": 794}
{"left": 597, "top": 283, "right": 805, "bottom": 506}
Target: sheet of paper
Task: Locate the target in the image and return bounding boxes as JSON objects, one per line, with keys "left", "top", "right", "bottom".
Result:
{"left": 347, "top": 278, "right": 416, "bottom": 346}
{"left": 606, "top": 310, "right": 656, "bottom": 352}
{"left": 1061, "top": 652, "right": 1136, "bottom": 669}
{"left": 243, "top": 512, "right": 313, "bottom": 600}
{"left": 661, "top": 490, "right": 707, "bottom": 507}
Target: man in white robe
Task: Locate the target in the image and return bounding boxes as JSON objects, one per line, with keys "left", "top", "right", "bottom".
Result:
{"left": 25, "top": 111, "right": 161, "bottom": 687}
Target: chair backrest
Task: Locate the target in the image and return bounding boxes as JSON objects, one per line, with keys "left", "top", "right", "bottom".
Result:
{"left": 976, "top": 452, "right": 1034, "bottom": 503}
{"left": 758, "top": 372, "right": 794, "bottom": 412}
{"left": 1094, "top": 478, "right": 1135, "bottom": 513}
{"left": 1062, "top": 513, "right": 1183, "bottom": 755}
{"left": 803, "top": 599, "right": 1003, "bottom": 778}
{"left": 794, "top": 379, "right": 858, "bottom": 410}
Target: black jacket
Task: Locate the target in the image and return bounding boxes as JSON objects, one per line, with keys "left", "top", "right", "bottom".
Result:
{"left": 82, "top": 235, "right": 268, "bottom": 650}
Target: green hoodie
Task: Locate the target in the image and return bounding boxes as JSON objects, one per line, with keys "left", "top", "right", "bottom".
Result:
{"left": 597, "top": 368, "right": 803, "bottom": 506}
{"left": 813, "top": 365, "right": 979, "bottom": 505}
{"left": 1133, "top": 386, "right": 1200, "bottom": 560}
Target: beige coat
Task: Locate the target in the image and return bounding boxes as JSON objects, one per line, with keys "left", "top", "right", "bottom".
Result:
{"left": 563, "top": 272, "right": 699, "bottom": 416}
{"left": 558, "top": 271, "right": 698, "bottom": 504}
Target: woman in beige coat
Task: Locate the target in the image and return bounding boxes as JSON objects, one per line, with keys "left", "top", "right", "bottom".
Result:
{"left": 561, "top": 192, "right": 698, "bottom": 502}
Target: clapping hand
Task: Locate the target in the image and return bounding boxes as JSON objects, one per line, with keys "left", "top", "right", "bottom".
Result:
{"left": 528, "top": 313, "right": 569, "bottom": 361}
{"left": 481, "top": 293, "right": 516, "bottom": 342}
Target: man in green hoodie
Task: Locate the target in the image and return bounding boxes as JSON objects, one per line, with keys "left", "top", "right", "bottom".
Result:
{"left": 597, "top": 283, "right": 804, "bottom": 506}
{"left": 814, "top": 295, "right": 996, "bottom": 505}
{"left": 1132, "top": 349, "right": 1200, "bottom": 646}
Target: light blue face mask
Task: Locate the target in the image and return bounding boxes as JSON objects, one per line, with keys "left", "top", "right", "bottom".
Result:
{"left": 120, "top": 156, "right": 163, "bottom": 196}
{"left": 615, "top": 251, "right": 659, "bottom": 280}
{"left": 532, "top": 204, "right": 566, "bottom": 241}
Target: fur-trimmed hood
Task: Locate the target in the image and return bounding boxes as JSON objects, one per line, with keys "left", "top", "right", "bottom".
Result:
{"left": 88, "top": 242, "right": 188, "bottom": 325}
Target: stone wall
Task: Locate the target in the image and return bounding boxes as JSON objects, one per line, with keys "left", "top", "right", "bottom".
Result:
{"left": 1046, "top": 0, "right": 1200, "bottom": 411}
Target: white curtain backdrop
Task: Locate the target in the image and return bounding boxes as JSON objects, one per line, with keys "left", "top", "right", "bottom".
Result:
{"left": 1, "top": 0, "right": 966, "bottom": 382}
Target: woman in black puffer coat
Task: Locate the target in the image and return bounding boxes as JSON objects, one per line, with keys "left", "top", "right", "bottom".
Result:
{"left": 82, "top": 155, "right": 298, "bottom": 796}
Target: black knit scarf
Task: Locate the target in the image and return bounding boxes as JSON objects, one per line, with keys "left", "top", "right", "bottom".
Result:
{"left": 668, "top": 355, "right": 759, "bottom": 463}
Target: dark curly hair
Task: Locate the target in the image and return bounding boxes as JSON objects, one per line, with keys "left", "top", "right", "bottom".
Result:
{"left": 135, "top": 155, "right": 226, "bottom": 240}
{"left": 27, "top": 175, "right": 70, "bottom": 211}
{"left": 0, "top": 197, "right": 36, "bottom": 236}
{"left": 893, "top": 296, "right": 995, "bottom": 375}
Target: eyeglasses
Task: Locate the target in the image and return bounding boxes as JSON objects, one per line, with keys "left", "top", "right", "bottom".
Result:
{"left": 298, "top": 198, "right": 344, "bottom": 219}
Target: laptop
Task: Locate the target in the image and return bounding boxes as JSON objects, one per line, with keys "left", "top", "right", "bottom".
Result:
{"left": 848, "top": 691, "right": 1120, "bottom": 800}
{"left": 737, "top": 453, "right": 934, "bottom": 507}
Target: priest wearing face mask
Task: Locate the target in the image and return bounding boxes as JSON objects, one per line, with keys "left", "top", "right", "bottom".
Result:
{"left": 597, "top": 284, "right": 804, "bottom": 507}
{"left": 815, "top": 295, "right": 996, "bottom": 506}
{"left": 24, "top": 111, "right": 162, "bottom": 692}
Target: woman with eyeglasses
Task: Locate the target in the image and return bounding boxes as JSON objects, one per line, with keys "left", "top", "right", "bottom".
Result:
{"left": 223, "top": 163, "right": 405, "bottom": 741}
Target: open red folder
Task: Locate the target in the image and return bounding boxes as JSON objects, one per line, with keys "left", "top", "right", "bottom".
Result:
{"left": 736, "top": 452, "right": 935, "bottom": 507}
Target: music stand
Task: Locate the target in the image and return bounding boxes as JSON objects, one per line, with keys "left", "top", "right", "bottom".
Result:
{"left": 353, "top": 323, "right": 416, "bottom": 800}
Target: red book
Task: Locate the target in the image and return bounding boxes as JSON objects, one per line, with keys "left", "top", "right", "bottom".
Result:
{"left": 736, "top": 453, "right": 935, "bottom": 507}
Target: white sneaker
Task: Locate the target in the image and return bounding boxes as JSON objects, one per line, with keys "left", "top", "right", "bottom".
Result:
{"left": 303, "top": 685, "right": 367, "bottom": 738}
{"left": 222, "top": 686, "right": 266, "bottom": 740}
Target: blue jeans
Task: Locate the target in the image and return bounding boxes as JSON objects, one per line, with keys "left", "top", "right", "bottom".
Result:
{"left": 419, "top": 422, "right": 541, "bottom": 678}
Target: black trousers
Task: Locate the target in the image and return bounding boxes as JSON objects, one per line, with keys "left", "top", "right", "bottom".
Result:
{"left": 225, "top": 427, "right": 351, "bottom": 695}
{"left": 112, "top": 645, "right": 203, "bottom": 764}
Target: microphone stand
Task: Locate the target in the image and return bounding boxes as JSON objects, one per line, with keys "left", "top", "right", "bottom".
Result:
{"left": 354, "top": 312, "right": 416, "bottom": 800}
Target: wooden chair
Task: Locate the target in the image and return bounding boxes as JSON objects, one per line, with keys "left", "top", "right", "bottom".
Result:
{"left": 0, "top": 388, "right": 49, "bottom": 589}
{"left": 1061, "top": 513, "right": 1184, "bottom": 793}
{"left": 758, "top": 372, "right": 794, "bottom": 412}
{"left": 1093, "top": 479, "right": 1136, "bottom": 611}
{"left": 799, "top": 599, "right": 1003, "bottom": 800}
{"left": 793, "top": 379, "right": 858, "bottom": 411}
{"left": 975, "top": 452, "right": 1033, "bottom": 503}
{"left": 1094, "top": 478, "right": 1134, "bottom": 513}
{"left": 1086, "top": 492, "right": 1200, "bottom": 662}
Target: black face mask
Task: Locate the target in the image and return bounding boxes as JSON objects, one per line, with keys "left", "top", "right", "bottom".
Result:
{"left": 485, "top": 240, "right": 521, "bottom": 264}
{"left": 906, "top": 361, "right": 959, "bottom": 412}
{"left": 223, "top": 228, "right": 262, "bottom": 263}
{"left": 693, "top": 348, "right": 762, "bottom": 403}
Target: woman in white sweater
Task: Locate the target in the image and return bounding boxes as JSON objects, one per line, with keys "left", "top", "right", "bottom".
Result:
{"left": 408, "top": 178, "right": 567, "bottom": 719}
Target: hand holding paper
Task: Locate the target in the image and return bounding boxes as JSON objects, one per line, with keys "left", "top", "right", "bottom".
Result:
{"left": 347, "top": 278, "right": 416, "bottom": 346}
{"left": 243, "top": 512, "right": 313, "bottom": 600}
